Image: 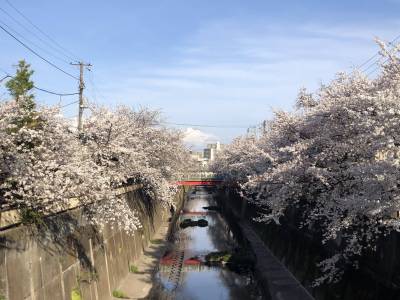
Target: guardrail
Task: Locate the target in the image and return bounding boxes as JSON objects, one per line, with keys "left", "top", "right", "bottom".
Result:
{"left": 174, "top": 172, "right": 222, "bottom": 181}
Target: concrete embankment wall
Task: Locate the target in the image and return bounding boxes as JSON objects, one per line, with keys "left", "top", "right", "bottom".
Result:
{"left": 216, "top": 187, "right": 314, "bottom": 300}
{"left": 0, "top": 186, "right": 186, "bottom": 300}
{"left": 219, "top": 187, "right": 400, "bottom": 300}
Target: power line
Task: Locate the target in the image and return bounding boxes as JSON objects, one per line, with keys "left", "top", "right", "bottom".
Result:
{"left": 60, "top": 100, "right": 79, "bottom": 108}
{"left": 0, "top": 23, "right": 79, "bottom": 80}
{"left": 0, "top": 7, "right": 72, "bottom": 64}
{"left": 87, "top": 69, "right": 113, "bottom": 104}
{"left": 0, "top": 74, "right": 10, "bottom": 82}
{"left": 84, "top": 105, "right": 255, "bottom": 130}
{"left": 33, "top": 86, "right": 78, "bottom": 96}
{"left": 87, "top": 70, "right": 98, "bottom": 102}
{"left": 4, "top": 0, "right": 81, "bottom": 62}
{"left": 365, "top": 55, "right": 393, "bottom": 77}
{"left": 160, "top": 121, "right": 253, "bottom": 129}
{"left": 0, "top": 18, "right": 73, "bottom": 66}
{"left": 84, "top": 103, "right": 254, "bottom": 130}
{"left": 358, "top": 36, "right": 399, "bottom": 70}
{"left": 359, "top": 34, "right": 400, "bottom": 74}
{"left": 0, "top": 68, "right": 78, "bottom": 96}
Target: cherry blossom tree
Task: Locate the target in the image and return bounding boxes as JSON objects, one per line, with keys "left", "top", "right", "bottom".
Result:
{"left": 0, "top": 100, "right": 189, "bottom": 234}
{"left": 81, "top": 105, "right": 189, "bottom": 232}
{"left": 212, "top": 40, "right": 400, "bottom": 284}
{"left": 210, "top": 135, "right": 272, "bottom": 183}
{"left": 0, "top": 101, "right": 104, "bottom": 217}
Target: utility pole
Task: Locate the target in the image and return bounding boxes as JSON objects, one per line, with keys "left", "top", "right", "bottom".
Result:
{"left": 262, "top": 120, "right": 267, "bottom": 135}
{"left": 71, "top": 61, "right": 91, "bottom": 132}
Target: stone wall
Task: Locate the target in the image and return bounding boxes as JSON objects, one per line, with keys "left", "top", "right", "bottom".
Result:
{"left": 0, "top": 186, "right": 186, "bottom": 300}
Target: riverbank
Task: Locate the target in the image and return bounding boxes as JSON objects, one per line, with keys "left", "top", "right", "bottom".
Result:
{"left": 0, "top": 186, "right": 187, "bottom": 300}
{"left": 216, "top": 188, "right": 314, "bottom": 300}
{"left": 114, "top": 221, "right": 170, "bottom": 299}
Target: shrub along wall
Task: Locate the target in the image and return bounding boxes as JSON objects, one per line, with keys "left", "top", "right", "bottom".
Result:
{"left": 0, "top": 186, "right": 186, "bottom": 300}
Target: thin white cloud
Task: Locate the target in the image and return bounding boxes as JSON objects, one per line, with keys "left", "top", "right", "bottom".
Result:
{"left": 182, "top": 127, "right": 218, "bottom": 150}
{"left": 95, "top": 18, "right": 400, "bottom": 143}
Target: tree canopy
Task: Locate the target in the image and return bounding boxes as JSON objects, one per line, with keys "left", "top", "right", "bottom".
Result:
{"left": 211, "top": 40, "right": 400, "bottom": 285}
{"left": 6, "top": 60, "right": 35, "bottom": 111}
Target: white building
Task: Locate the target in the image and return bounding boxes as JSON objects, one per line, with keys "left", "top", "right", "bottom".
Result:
{"left": 189, "top": 151, "right": 208, "bottom": 168}
{"left": 203, "top": 142, "right": 223, "bottom": 162}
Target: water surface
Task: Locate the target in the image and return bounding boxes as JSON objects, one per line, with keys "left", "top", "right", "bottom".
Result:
{"left": 152, "top": 186, "right": 262, "bottom": 300}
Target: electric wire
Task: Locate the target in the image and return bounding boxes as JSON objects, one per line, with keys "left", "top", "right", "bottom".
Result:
{"left": 87, "top": 70, "right": 98, "bottom": 103}
{"left": 359, "top": 35, "right": 400, "bottom": 70}
{"left": 83, "top": 99, "right": 254, "bottom": 130}
{"left": 33, "top": 86, "right": 78, "bottom": 96}
{"left": 0, "top": 6, "right": 72, "bottom": 64}
{"left": 0, "top": 18, "right": 71, "bottom": 66}
{"left": 60, "top": 100, "right": 78, "bottom": 108}
{"left": 359, "top": 34, "right": 400, "bottom": 74}
{"left": 160, "top": 121, "right": 254, "bottom": 129}
{"left": 87, "top": 69, "right": 113, "bottom": 104}
{"left": 4, "top": 0, "right": 81, "bottom": 62}
{"left": 0, "top": 69, "right": 78, "bottom": 97}
{"left": 0, "top": 23, "right": 79, "bottom": 80}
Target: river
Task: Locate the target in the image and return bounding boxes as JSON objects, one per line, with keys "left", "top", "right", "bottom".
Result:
{"left": 149, "top": 186, "right": 263, "bottom": 299}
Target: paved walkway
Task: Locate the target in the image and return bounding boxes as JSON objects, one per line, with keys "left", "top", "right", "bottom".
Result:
{"left": 115, "top": 221, "right": 170, "bottom": 299}
{"left": 238, "top": 219, "right": 315, "bottom": 300}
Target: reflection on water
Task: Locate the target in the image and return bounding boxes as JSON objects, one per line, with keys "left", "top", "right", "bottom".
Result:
{"left": 151, "top": 186, "right": 262, "bottom": 300}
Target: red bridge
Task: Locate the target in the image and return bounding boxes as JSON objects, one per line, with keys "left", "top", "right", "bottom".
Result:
{"left": 175, "top": 180, "right": 222, "bottom": 186}
{"left": 174, "top": 172, "right": 223, "bottom": 186}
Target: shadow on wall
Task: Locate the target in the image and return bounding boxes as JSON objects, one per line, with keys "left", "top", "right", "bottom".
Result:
{"left": 0, "top": 185, "right": 178, "bottom": 300}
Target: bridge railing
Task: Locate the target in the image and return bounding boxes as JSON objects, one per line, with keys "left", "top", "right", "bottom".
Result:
{"left": 174, "top": 172, "right": 223, "bottom": 181}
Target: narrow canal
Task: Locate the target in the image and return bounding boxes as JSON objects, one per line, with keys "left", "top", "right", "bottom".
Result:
{"left": 149, "top": 186, "right": 263, "bottom": 299}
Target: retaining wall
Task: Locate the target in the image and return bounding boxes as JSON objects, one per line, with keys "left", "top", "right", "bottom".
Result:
{"left": 220, "top": 187, "right": 400, "bottom": 300}
{"left": 0, "top": 186, "right": 186, "bottom": 300}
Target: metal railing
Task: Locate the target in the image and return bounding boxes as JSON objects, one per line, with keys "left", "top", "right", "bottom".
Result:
{"left": 174, "top": 172, "right": 222, "bottom": 181}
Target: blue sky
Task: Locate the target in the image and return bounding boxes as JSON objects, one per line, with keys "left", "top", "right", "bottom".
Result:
{"left": 0, "top": 0, "right": 399, "bottom": 148}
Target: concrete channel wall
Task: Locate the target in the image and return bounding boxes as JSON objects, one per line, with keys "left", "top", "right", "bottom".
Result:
{"left": 217, "top": 187, "right": 314, "bottom": 300}
{"left": 220, "top": 187, "right": 400, "bottom": 300}
{"left": 0, "top": 186, "right": 186, "bottom": 300}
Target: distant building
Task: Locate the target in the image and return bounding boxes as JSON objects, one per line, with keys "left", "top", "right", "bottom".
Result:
{"left": 189, "top": 151, "right": 208, "bottom": 168}
{"left": 206, "top": 142, "right": 222, "bottom": 151}
{"left": 190, "top": 142, "right": 224, "bottom": 169}
{"left": 203, "top": 142, "right": 223, "bottom": 162}
{"left": 203, "top": 148, "right": 215, "bottom": 161}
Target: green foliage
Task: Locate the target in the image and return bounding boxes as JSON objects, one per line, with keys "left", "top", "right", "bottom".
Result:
{"left": 6, "top": 60, "right": 35, "bottom": 111}
{"left": 150, "top": 239, "right": 163, "bottom": 244}
{"left": 0, "top": 295, "right": 6, "bottom": 300}
{"left": 112, "top": 289, "right": 128, "bottom": 298}
{"left": 205, "top": 251, "right": 232, "bottom": 263}
{"left": 19, "top": 208, "right": 45, "bottom": 227}
{"left": 205, "top": 249, "right": 255, "bottom": 273}
{"left": 71, "top": 288, "right": 82, "bottom": 300}
{"left": 6, "top": 111, "right": 42, "bottom": 135}
{"left": 128, "top": 264, "right": 139, "bottom": 273}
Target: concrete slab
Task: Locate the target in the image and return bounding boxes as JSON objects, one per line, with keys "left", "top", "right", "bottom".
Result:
{"left": 115, "top": 221, "right": 170, "bottom": 299}
{"left": 238, "top": 220, "right": 315, "bottom": 300}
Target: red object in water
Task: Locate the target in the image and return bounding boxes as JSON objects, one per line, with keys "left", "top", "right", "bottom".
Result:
{"left": 184, "top": 258, "right": 201, "bottom": 265}
{"left": 181, "top": 210, "right": 208, "bottom": 215}
{"left": 160, "top": 252, "right": 175, "bottom": 265}
{"left": 175, "top": 180, "right": 222, "bottom": 186}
